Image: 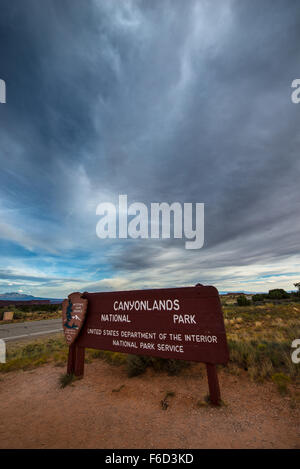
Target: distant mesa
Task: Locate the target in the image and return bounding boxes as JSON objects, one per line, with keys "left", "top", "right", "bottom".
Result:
{"left": 0, "top": 292, "right": 62, "bottom": 305}
{"left": 0, "top": 292, "right": 36, "bottom": 300}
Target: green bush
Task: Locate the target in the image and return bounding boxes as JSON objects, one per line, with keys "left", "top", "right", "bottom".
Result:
{"left": 252, "top": 294, "right": 266, "bottom": 302}
{"left": 126, "top": 355, "right": 150, "bottom": 377}
{"left": 59, "top": 373, "right": 76, "bottom": 388}
{"left": 268, "top": 289, "right": 290, "bottom": 300}
{"left": 9, "top": 308, "right": 26, "bottom": 320}
{"left": 272, "top": 373, "right": 291, "bottom": 395}
{"left": 126, "top": 355, "right": 190, "bottom": 378}
{"left": 151, "top": 357, "right": 189, "bottom": 375}
{"left": 237, "top": 295, "right": 251, "bottom": 306}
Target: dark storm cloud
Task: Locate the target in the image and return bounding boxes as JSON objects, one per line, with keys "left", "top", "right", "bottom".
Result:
{"left": 93, "top": 0, "right": 300, "bottom": 272}
{"left": 0, "top": 0, "right": 299, "bottom": 294}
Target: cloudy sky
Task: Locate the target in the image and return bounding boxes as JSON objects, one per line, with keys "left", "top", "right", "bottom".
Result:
{"left": 0, "top": 0, "right": 299, "bottom": 298}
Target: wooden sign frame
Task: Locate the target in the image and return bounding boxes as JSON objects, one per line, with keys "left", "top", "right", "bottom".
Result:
{"left": 64, "top": 284, "right": 229, "bottom": 405}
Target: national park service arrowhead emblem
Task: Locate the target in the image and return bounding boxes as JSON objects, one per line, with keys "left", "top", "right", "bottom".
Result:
{"left": 62, "top": 292, "right": 88, "bottom": 345}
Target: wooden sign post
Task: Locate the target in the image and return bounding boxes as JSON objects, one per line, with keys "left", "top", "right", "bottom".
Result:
{"left": 62, "top": 284, "right": 229, "bottom": 405}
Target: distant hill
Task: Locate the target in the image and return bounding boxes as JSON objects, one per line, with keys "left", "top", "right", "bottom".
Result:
{"left": 0, "top": 292, "right": 62, "bottom": 304}
{"left": 0, "top": 292, "right": 36, "bottom": 300}
{"left": 219, "top": 291, "right": 266, "bottom": 295}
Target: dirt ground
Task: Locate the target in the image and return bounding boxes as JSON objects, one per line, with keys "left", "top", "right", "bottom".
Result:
{"left": 0, "top": 361, "right": 299, "bottom": 449}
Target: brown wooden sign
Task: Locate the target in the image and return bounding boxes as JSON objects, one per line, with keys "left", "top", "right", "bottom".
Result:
{"left": 64, "top": 285, "right": 229, "bottom": 405}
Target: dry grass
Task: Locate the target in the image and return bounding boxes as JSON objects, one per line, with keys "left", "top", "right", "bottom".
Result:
{"left": 223, "top": 302, "right": 300, "bottom": 388}
{"left": 0, "top": 335, "right": 127, "bottom": 373}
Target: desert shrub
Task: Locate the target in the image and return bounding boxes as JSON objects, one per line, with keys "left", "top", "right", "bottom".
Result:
{"left": 10, "top": 308, "right": 26, "bottom": 320}
{"left": 87, "top": 349, "right": 126, "bottom": 366}
{"left": 126, "top": 354, "right": 190, "bottom": 377}
{"left": 126, "top": 355, "right": 150, "bottom": 377}
{"left": 146, "top": 357, "right": 166, "bottom": 373}
{"left": 53, "top": 351, "right": 68, "bottom": 366}
{"left": 59, "top": 373, "right": 76, "bottom": 388}
{"left": 272, "top": 373, "right": 291, "bottom": 395}
{"left": 151, "top": 357, "right": 189, "bottom": 375}
{"left": 268, "top": 289, "right": 290, "bottom": 300}
{"left": 103, "top": 351, "right": 126, "bottom": 366}
{"left": 237, "top": 295, "right": 251, "bottom": 306}
{"left": 252, "top": 294, "right": 266, "bottom": 302}
{"left": 161, "top": 391, "right": 175, "bottom": 410}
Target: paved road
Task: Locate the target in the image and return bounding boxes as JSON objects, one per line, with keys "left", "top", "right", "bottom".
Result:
{"left": 0, "top": 318, "right": 63, "bottom": 342}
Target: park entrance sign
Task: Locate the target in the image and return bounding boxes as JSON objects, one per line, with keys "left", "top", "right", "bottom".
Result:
{"left": 62, "top": 285, "right": 229, "bottom": 405}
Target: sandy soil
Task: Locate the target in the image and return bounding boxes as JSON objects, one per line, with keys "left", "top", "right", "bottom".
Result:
{"left": 0, "top": 361, "right": 299, "bottom": 449}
